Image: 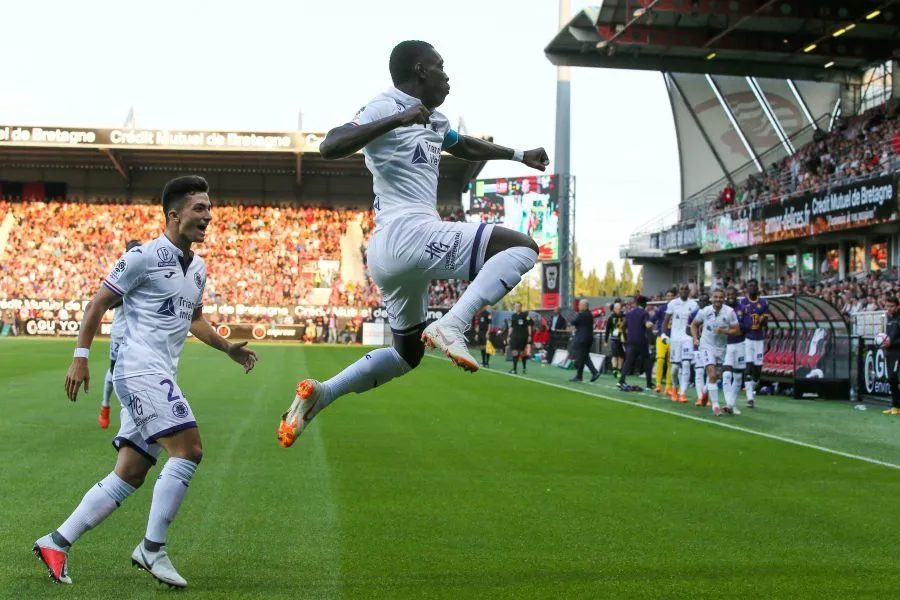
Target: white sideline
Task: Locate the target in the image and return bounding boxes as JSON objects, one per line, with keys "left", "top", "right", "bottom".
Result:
{"left": 426, "top": 354, "right": 900, "bottom": 471}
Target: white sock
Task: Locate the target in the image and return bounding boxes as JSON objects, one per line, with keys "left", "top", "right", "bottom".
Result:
{"left": 102, "top": 369, "right": 114, "bottom": 408}
{"left": 669, "top": 363, "right": 679, "bottom": 391}
{"left": 707, "top": 382, "right": 720, "bottom": 409}
{"left": 145, "top": 458, "right": 197, "bottom": 545}
{"left": 445, "top": 246, "right": 537, "bottom": 330}
{"left": 695, "top": 366, "right": 706, "bottom": 399}
{"left": 322, "top": 347, "right": 411, "bottom": 408}
{"left": 679, "top": 362, "right": 690, "bottom": 395}
{"left": 722, "top": 371, "right": 735, "bottom": 407}
{"left": 57, "top": 472, "right": 136, "bottom": 546}
{"left": 733, "top": 372, "right": 743, "bottom": 406}
{"left": 746, "top": 378, "right": 756, "bottom": 401}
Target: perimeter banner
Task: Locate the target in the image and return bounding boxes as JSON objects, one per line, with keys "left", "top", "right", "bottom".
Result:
{"left": 750, "top": 174, "right": 898, "bottom": 245}
{"left": 0, "top": 125, "right": 328, "bottom": 152}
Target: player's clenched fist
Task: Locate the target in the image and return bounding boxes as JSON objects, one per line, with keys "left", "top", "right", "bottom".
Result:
{"left": 395, "top": 104, "right": 431, "bottom": 127}
{"left": 523, "top": 148, "right": 550, "bottom": 172}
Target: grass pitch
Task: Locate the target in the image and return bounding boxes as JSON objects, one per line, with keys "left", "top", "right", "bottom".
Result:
{"left": 2, "top": 338, "right": 899, "bottom": 599}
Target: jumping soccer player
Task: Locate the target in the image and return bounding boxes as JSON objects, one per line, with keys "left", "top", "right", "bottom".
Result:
{"left": 34, "top": 176, "right": 258, "bottom": 588}
{"left": 507, "top": 302, "right": 533, "bottom": 375}
{"left": 691, "top": 289, "right": 740, "bottom": 416}
{"left": 99, "top": 239, "right": 141, "bottom": 429}
{"left": 664, "top": 285, "right": 698, "bottom": 404}
{"left": 740, "top": 279, "right": 770, "bottom": 408}
{"left": 722, "top": 287, "right": 747, "bottom": 415}
{"left": 278, "top": 40, "right": 548, "bottom": 447}
{"left": 475, "top": 305, "right": 493, "bottom": 368}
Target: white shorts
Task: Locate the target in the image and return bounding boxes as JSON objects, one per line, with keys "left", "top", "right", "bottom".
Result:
{"left": 109, "top": 336, "right": 123, "bottom": 362}
{"left": 744, "top": 339, "right": 765, "bottom": 365}
{"left": 367, "top": 216, "right": 494, "bottom": 334}
{"left": 111, "top": 374, "right": 197, "bottom": 464}
{"left": 670, "top": 338, "right": 693, "bottom": 363}
{"left": 724, "top": 343, "right": 747, "bottom": 369}
{"left": 698, "top": 345, "right": 724, "bottom": 368}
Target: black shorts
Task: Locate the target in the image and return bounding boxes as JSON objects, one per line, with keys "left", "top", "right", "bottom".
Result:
{"left": 477, "top": 329, "right": 490, "bottom": 345}
{"left": 510, "top": 334, "right": 528, "bottom": 351}
{"left": 610, "top": 339, "right": 625, "bottom": 359}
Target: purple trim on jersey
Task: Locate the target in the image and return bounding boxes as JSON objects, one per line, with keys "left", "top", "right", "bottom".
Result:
{"left": 726, "top": 302, "right": 745, "bottom": 344}
{"left": 468, "top": 223, "right": 486, "bottom": 280}
{"left": 687, "top": 308, "right": 700, "bottom": 324}
{"left": 103, "top": 279, "right": 124, "bottom": 296}
{"left": 740, "top": 297, "right": 769, "bottom": 341}
{"left": 146, "top": 421, "right": 198, "bottom": 444}
{"left": 112, "top": 436, "right": 158, "bottom": 465}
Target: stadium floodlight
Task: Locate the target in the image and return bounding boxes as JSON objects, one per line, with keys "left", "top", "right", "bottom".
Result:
{"left": 866, "top": 10, "right": 881, "bottom": 19}
{"left": 803, "top": 43, "right": 817, "bottom": 53}
{"left": 596, "top": 41, "right": 607, "bottom": 48}
{"left": 832, "top": 28, "right": 847, "bottom": 37}
{"left": 706, "top": 52, "right": 716, "bottom": 60}
{"left": 824, "top": 61, "right": 835, "bottom": 68}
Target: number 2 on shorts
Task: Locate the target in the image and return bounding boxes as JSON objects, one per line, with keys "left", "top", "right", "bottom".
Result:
{"left": 159, "top": 378, "right": 181, "bottom": 403}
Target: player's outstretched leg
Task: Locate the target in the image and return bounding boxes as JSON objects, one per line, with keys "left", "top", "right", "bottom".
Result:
{"left": 99, "top": 368, "right": 114, "bottom": 429}
{"left": 279, "top": 335, "right": 420, "bottom": 448}
{"left": 423, "top": 228, "right": 537, "bottom": 372}
{"left": 34, "top": 449, "right": 147, "bottom": 585}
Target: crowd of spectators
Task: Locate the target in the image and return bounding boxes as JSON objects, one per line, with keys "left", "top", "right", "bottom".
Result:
{"left": 710, "top": 98, "right": 900, "bottom": 211}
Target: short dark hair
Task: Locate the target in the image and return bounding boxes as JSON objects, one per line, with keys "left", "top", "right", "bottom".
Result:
{"left": 161, "top": 175, "right": 209, "bottom": 220}
{"left": 125, "top": 239, "right": 140, "bottom": 251}
{"left": 887, "top": 296, "right": 899, "bottom": 306}
{"left": 389, "top": 40, "right": 434, "bottom": 85}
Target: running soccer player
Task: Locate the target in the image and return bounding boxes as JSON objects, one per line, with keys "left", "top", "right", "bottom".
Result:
{"left": 664, "top": 285, "right": 698, "bottom": 404}
{"left": 278, "top": 40, "right": 547, "bottom": 448}
{"left": 690, "top": 289, "right": 740, "bottom": 416}
{"left": 740, "top": 279, "right": 770, "bottom": 408}
{"left": 507, "top": 302, "right": 533, "bottom": 375}
{"left": 688, "top": 293, "right": 710, "bottom": 406}
{"left": 722, "top": 286, "right": 747, "bottom": 415}
{"left": 475, "top": 305, "right": 493, "bottom": 368}
{"left": 99, "top": 239, "right": 141, "bottom": 429}
{"left": 34, "top": 176, "right": 258, "bottom": 588}
{"left": 652, "top": 289, "right": 675, "bottom": 394}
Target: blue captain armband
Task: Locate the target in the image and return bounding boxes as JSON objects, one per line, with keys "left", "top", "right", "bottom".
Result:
{"left": 442, "top": 129, "right": 459, "bottom": 150}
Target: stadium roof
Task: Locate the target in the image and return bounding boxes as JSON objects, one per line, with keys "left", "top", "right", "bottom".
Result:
{"left": 545, "top": 0, "right": 899, "bottom": 82}
{"left": 0, "top": 125, "right": 483, "bottom": 192}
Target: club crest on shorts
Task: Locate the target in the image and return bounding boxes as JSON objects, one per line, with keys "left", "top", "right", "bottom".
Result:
{"left": 172, "top": 401, "right": 190, "bottom": 419}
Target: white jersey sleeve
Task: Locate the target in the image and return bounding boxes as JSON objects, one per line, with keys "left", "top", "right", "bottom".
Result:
{"left": 103, "top": 247, "right": 148, "bottom": 297}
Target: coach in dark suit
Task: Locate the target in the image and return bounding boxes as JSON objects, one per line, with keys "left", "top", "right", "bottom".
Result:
{"left": 548, "top": 307, "right": 568, "bottom": 360}
{"left": 570, "top": 300, "right": 600, "bottom": 382}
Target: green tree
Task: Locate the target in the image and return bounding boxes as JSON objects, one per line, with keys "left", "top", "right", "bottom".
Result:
{"left": 585, "top": 267, "right": 601, "bottom": 296}
{"left": 600, "top": 261, "right": 617, "bottom": 296}
{"left": 635, "top": 267, "right": 644, "bottom": 294}
{"left": 620, "top": 260, "right": 635, "bottom": 297}
{"left": 573, "top": 242, "right": 589, "bottom": 298}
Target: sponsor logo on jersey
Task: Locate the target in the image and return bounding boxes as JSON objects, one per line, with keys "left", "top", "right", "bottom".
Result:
{"left": 114, "top": 260, "right": 127, "bottom": 273}
{"left": 411, "top": 140, "right": 441, "bottom": 166}
{"left": 424, "top": 241, "right": 450, "bottom": 260}
{"left": 157, "top": 297, "right": 177, "bottom": 317}
{"left": 157, "top": 247, "right": 177, "bottom": 267}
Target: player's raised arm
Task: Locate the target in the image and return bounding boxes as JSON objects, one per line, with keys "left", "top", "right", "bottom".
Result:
{"left": 319, "top": 104, "right": 430, "bottom": 160}
{"left": 189, "top": 308, "right": 258, "bottom": 374}
{"left": 446, "top": 136, "right": 550, "bottom": 172}
{"left": 65, "top": 285, "right": 121, "bottom": 402}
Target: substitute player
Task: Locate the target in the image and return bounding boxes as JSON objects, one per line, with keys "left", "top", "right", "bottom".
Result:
{"left": 34, "top": 176, "right": 258, "bottom": 588}
{"left": 664, "top": 285, "right": 697, "bottom": 404}
{"left": 278, "top": 40, "right": 547, "bottom": 447}
{"left": 507, "top": 302, "right": 533, "bottom": 375}
{"left": 691, "top": 290, "right": 740, "bottom": 416}
{"left": 99, "top": 239, "right": 141, "bottom": 429}
{"left": 722, "top": 287, "right": 747, "bottom": 415}
{"left": 652, "top": 289, "right": 674, "bottom": 394}
{"left": 740, "top": 279, "right": 770, "bottom": 408}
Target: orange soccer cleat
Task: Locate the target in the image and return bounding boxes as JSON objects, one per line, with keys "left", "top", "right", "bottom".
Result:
{"left": 278, "top": 379, "right": 321, "bottom": 448}
{"left": 98, "top": 405, "right": 111, "bottom": 429}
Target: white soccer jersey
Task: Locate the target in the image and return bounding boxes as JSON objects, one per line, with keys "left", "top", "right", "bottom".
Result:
{"left": 110, "top": 304, "right": 126, "bottom": 340}
{"left": 666, "top": 297, "right": 698, "bottom": 340}
{"left": 350, "top": 87, "right": 459, "bottom": 227}
{"left": 694, "top": 304, "right": 739, "bottom": 351}
{"left": 103, "top": 234, "right": 207, "bottom": 380}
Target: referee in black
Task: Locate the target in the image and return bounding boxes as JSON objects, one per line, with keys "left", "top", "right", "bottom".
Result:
{"left": 508, "top": 302, "right": 533, "bottom": 375}
{"left": 475, "top": 305, "right": 493, "bottom": 368}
